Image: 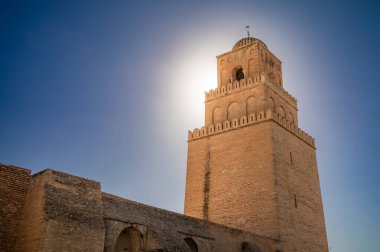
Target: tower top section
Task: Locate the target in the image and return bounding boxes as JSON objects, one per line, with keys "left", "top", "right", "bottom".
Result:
{"left": 232, "top": 26, "right": 267, "bottom": 50}
{"left": 232, "top": 37, "right": 267, "bottom": 50}
{"left": 216, "top": 35, "right": 282, "bottom": 88}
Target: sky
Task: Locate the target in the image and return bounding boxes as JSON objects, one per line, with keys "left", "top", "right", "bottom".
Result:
{"left": 1, "top": 0, "right": 379, "bottom": 251}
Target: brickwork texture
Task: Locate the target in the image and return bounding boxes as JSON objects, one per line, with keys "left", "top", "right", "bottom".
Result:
{"left": 185, "top": 37, "right": 328, "bottom": 252}
{"left": 0, "top": 164, "right": 31, "bottom": 252}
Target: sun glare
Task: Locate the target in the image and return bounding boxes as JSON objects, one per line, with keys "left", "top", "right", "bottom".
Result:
{"left": 154, "top": 43, "right": 218, "bottom": 130}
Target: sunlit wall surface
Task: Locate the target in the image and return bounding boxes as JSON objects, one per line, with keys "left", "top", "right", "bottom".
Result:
{"left": 0, "top": 1, "right": 379, "bottom": 251}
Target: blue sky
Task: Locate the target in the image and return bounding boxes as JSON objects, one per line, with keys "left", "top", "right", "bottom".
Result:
{"left": 1, "top": 1, "right": 379, "bottom": 251}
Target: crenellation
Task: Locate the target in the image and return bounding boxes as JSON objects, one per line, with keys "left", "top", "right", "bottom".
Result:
{"left": 240, "top": 115, "right": 248, "bottom": 125}
{"left": 248, "top": 113, "right": 256, "bottom": 123}
{"left": 224, "top": 120, "right": 231, "bottom": 130}
{"left": 205, "top": 76, "right": 297, "bottom": 109}
{"left": 216, "top": 123, "right": 222, "bottom": 132}
{"left": 272, "top": 111, "right": 315, "bottom": 147}
{"left": 189, "top": 108, "right": 315, "bottom": 148}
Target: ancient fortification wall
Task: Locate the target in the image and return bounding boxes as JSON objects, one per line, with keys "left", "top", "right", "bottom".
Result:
{"left": 15, "top": 169, "right": 105, "bottom": 252}
{"left": 0, "top": 164, "right": 31, "bottom": 252}
{"left": 103, "top": 193, "right": 279, "bottom": 252}
{"left": 1, "top": 164, "right": 278, "bottom": 252}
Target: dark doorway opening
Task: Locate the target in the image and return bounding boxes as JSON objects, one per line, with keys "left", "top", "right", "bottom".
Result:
{"left": 115, "top": 227, "right": 142, "bottom": 252}
{"left": 184, "top": 237, "right": 198, "bottom": 252}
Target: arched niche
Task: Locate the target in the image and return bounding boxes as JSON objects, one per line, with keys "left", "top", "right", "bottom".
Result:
{"left": 212, "top": 106, "right": 223, "bottom": 125}
{"left": 278, "top": 105, "right": 286, "bottom": 119}
{"left": 277, "top": 73, "right": 282, "bottom": 86}
{"left": 248, "top": 59, "right": 255, "bottom": 78}
{"left": 184, "top": 238, "right": 198, "bottom": 252}
{"left": 288, "top": 112, "right": 294, "bottom": 125}
{"left": 115, "top": 227, "right": 143, "bottom": 252}
{"left": 221, "top": 68, "right": 229, "bottom": 86}
{"left": 268, "top": 97, "right": 276, "bottom": 111}
{"left": 246, "top": 96, "right": 257, "bottom": 116}
{"left": 227, "top": 102, "right": 241, "bottom": 121}
{"left": 268, "top": 72, "right": 276, "bottom": 84}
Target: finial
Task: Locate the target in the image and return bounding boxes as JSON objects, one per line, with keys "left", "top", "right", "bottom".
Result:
{"left": 246, "top": 25, "right": 251, "bottom": 38}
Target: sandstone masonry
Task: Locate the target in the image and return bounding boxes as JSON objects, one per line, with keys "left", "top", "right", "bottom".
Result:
{"left": 0, "top": 164, "right": 279, "bottom": 252}
{"left": 185, "top": 37, "right": 328, "bottom": 252}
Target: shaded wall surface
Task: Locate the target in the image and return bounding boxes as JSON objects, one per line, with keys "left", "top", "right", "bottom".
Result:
{"left": 0, "top": 164, "right": 31, "bottom": 252}
{"left": 272, "top": 123, "right": 328, "bottom": 252}
{"left": 0, "top": 164, "right": 278, "bottom": 252}
{"left": 103, "top": 193, "right": 278, "bottom": 252}
{"left": 15, "top": 169, "right": 105, "bottom": 252}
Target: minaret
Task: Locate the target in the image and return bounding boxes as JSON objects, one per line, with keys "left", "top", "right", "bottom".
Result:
{"left": 184, "top": 30, "right": 328, "bottom": 252}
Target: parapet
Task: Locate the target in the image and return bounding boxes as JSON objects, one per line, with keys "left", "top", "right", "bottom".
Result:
{"left": 188, "top": 108, "right": 315, "bottom": 148}
{"left": 32, "top": 168, "right": 101, "bottom": 190}
{"left": 205, "top": 74, "right": 297, "bottom": 108}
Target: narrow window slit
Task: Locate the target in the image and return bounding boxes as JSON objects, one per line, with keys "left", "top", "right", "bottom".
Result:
{"left": 290, "top": 152, "right": 293, "bottom": 165}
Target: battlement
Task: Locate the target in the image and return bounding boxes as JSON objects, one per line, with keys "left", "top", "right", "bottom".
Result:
{"left": 188, "top": 108, "right": 315, "bottom": 148}
{"left": 205, "top": 74, "right": 297, "bottom": 108}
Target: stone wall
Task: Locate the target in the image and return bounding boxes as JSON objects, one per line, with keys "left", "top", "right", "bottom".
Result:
{"left": 185, "top": 121, "right": 280, "bottom": 239}
{"left": 15, "top": 169, "right": 48, "bottom": 252}
{"left": 0, "top": 164, "right": 279, "bottom": 252}
{"left": 0, "top": 164, "right": 31, "bottom": 252}
{"left": 186, "top": 115, "right": 327, "bottom": 251}
{"left": 103, "top": 193, "right": 279, "bottom": 252}
{"left": 15, "top": 169, "right": 105, "bottom": 252}
{"left": 272, "top": 123, "right": 328, "bottom": 252}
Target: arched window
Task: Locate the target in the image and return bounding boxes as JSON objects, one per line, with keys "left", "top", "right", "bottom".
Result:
{"left": 236, "top": 68, "right": 244, "bottom": 81}
{"left": 232, "top": 65, "right": 244, "bottom": 82}
{"left": 115, "top": 227, "right": 142, "bottom": 252}
{"left": 184, "top": 238, "right": 198, "bottom": 252}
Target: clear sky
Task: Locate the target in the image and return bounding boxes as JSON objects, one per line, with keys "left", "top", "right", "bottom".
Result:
{"left": 1, "top": 1, "right": 379, "bottom": 251}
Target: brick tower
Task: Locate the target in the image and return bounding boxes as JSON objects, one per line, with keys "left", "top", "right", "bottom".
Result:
{"left": 184, "top": 35, "right": 328, "bottom": 252}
